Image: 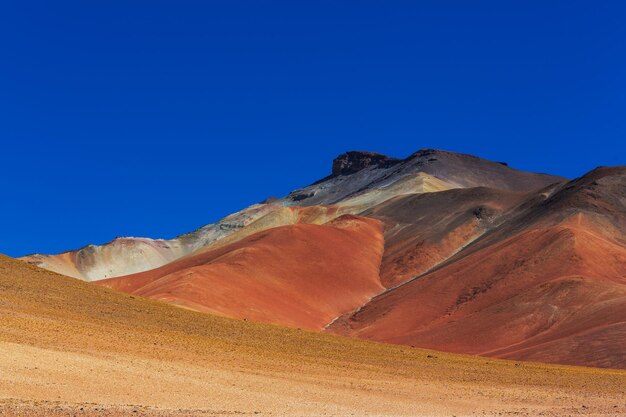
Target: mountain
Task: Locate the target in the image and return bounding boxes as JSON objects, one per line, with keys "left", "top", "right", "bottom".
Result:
{"left": 18, "top": 148, "right": 626, "bottom": 368}
{"left": 1, "top": 254, "right": 624, "bottom": 416}
{"left": 20, "top": 149, "right": 562, "bottom": 281}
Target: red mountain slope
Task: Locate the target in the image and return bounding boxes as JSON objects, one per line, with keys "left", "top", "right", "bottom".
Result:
{"left": 98, "top": 215, "right": 385, "bottom": 330}
{"left": 328, "top": 168, "right": 626, "bottom": 368}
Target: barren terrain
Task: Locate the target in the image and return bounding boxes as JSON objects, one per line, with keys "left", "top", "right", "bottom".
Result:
{"left": 1, "top": 255, "right": 625, "bottom": 416}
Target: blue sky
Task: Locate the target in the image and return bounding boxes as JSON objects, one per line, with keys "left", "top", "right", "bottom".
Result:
{"left": 0, "top": 1, "right": 624, "bottom": 256}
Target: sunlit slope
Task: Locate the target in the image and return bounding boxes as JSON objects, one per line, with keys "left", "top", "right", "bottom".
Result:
{"left": 98, "top": 215, "right": 385, "bottom": 330}
{"left": 1, "top": 254, "right": 624, "bottom": 416}
{"left": 18, "top": 203, "right": 310, "bottom": 281}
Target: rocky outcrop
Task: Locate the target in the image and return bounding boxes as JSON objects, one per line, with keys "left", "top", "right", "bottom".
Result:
{"left": 331, "top": 151, "right": 400, "bottom": 176}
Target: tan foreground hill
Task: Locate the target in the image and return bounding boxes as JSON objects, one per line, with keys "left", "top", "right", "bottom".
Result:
{"left": 1, "top": 254, "right": 625, "bottom": 416}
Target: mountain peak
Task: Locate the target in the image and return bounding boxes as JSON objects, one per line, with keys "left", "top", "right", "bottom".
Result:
{"left": 331, "top": 151, "right": 400, "bottom": 176}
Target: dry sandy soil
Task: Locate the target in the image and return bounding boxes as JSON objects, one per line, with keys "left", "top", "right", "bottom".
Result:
{"left": 1, "top": 255, "right": 625, "bottom": 416}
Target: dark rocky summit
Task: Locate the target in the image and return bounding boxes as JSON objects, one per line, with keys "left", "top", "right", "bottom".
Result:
{"left": 331, "top": 151, "right": 400, "bottom": 176}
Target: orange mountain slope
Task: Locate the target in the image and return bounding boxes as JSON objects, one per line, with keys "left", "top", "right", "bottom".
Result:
{"left": 98, "top": 215, "right": 385, "bottom": 330}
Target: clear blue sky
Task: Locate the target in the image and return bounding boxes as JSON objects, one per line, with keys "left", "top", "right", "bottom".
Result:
{"left": 1, "top": 1, "right": 624, "bottom": 256}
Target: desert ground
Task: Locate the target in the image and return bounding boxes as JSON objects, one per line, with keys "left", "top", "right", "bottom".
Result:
{"left": 1, "top": 254, "right": 624, "bottom": 416}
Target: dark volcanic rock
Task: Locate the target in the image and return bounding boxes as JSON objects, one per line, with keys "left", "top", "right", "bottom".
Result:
{"left": 290, "top": 191, "right": 316, "bottom": 202}
{"left": 331, "top": 151, "right": 400, "bottom": 176}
